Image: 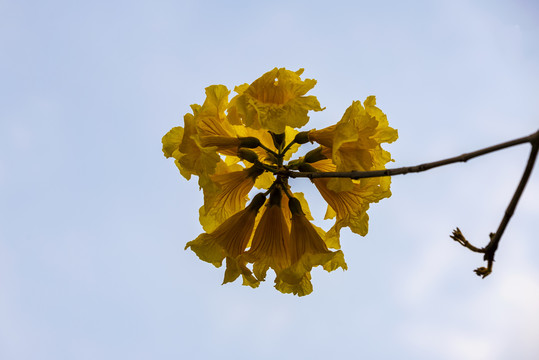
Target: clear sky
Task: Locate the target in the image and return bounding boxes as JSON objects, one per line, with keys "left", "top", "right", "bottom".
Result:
{"left": 1, "top": 0, "right": 538, "bottom": 359}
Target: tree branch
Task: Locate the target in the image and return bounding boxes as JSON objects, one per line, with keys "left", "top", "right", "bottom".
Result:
{"left": 287, "top": 130, "right": 539, "bottom": 180}
{"left": 286, "top": 129, "right": 539, "bottom": 278}
{"left": 452, "top": 137, "right": 538, "bottom": 277}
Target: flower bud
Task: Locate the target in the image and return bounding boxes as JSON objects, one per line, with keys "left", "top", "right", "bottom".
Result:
{"left": 248, "top": 193, "right": 267, "bottom": 211}
{"left": 288, "top": 197, "right": 304, "bottom": 215}
{"left": 238, "top": 137, "right": 261, "bottom": 149}
{"left": 294, "top": 131, "right": 311, "bottom": 144}
{"left": 304, "top": 147, "right": 327, "bottom": 163}
{"left": 238, "top": 149, "right": 259, "bottom": 163}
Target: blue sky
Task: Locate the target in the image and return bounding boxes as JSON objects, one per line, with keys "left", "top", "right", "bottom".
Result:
{"left": 1, "top": 0, "right": 538, "bottom": 359}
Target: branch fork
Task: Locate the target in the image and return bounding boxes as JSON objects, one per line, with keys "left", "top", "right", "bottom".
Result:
{"left": 289, "top": 129, "right": 539, "bottom": 277}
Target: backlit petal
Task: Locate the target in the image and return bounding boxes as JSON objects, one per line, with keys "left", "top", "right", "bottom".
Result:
{"left": 243, "top": 190, "right": 291, "bottom": 281}
{"left": 275, "top": 198, "right": 347, "bottom": 296}
{"left": 185, "top": 194, "right": 267, "bottom": 286}
{"left": 200, "top": 166, "right": 263, "bottom": 232}
{"left": 228, "top": 68, "right": 323, "bottom": 133}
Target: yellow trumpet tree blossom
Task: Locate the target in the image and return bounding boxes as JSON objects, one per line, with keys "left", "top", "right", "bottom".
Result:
{"left": 163, "top": 67, "right": 395, "bottom": 296}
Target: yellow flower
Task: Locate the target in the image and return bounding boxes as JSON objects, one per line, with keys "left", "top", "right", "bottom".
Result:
{"left": 308, "top": 97, "right": 397, "bottom": 191}
{"left": 162, "top": 76, "right": 309, "bottom": 189}
{"left": 162, "top": 84, "right": 265, "bottom": 191}
{"left": 161, "top": 111, "right": 221, "bottom": 190}
{"left": 198, "top": 136, "right": 242, "bottom": 155}
{"left": 195, "top": 85, "right": 266, "bottom": 157}
{"left": 243, "top": 187, "right": 312, "bottom": 245}
{"left": 275, "top": 197, "right": 347, "bottom": 296}
{"left": 162, "top": 126, "right": 184, "bottom": 159}
{"left": 309, "top": 160, "right": 392, "bottom": 249}
{"left": 162, "top": 126, "right": 192, "bottom": 179}
{"left": 195, "top": 85, "right": 243, "bottom": 143}
{"left": 185, "top": 193, "right": 267, "bottom": 287}
{"left": 199, "top": 165, "right": 264, "bottom": 232}
{"left": 228, "top": 68, "right": 324, "bottom": 134}
{"left": 164, "top": 68, "right": 398, "bottom": 296}
{"left": 242, "top": 188, "right": 291, "bottom": 282}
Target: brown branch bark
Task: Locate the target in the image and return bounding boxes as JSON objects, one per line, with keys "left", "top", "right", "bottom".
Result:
{"left": 288, "top": 130, "right": 539, "bottom": 180}
{"left": 288, "top": 129, "right": 539, "bottom": 277}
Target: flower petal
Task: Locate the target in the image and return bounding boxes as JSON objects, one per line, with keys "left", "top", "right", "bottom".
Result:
{"left": 275, "top": 198, "right": 347, "bottom": 296}
{"left": 309, "top": 98, "right": 397, "bottom": 173}
{"left": 176, "top": 112, "right": 221, "bottom": 187}
{"left": 186, "top": 193, "right": 267, "bottom": 285}
{"left": 200, "top": 166, "right": 263, "bottom": 232}
{"left": 243, "top": 190, "right": 291, "bottom": 281}
{"left": 228, "top": 68, "right": 323, "bottom": 133}
{"left": 162, "top": 126, "right": 184, "bottom": 158}
{"left": 311, "top": 160, "right": 392, "bottom": 249}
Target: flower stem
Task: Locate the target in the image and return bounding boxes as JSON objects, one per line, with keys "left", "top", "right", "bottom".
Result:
{"left": 254, "top": 160, "right": 278, "bottom": 173}
{"left": 280, "top": 139, "right": 297, "bottom": 158}
{"left": 258, "top": 143, "right": 279, "bottom": 158}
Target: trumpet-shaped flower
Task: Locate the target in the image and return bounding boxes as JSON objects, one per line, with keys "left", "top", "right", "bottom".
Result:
{"left": 195, "top": 85, "right": 232, "bottom": 136}
{"left": 195, "top": 85, "right": 259, "bottom": 157}
{"left": 162, "top": 96, "right": 247, "bottom": 194}
{"left": 198, "top": 136, "right": 242, "bottom": 155}
{"left": 161, "top": 112, "right": 221, "bottom": 191}
{"left": 243, "top": 189, "right": 291, "bottom": 282}
{"left": 185, "top": 193, "right": 267, "bottom": 287}
{"left": 313, "top": 174, "right": 391, "bottom": 249}
{"left": 200, "top": 165, "right": 264, "bottom": 232}
{"left": 275, "top": 197, "right": 347, "bottom": 296}
{"left": 228, "top": 68, "right": 324, "bottom": 133}
{"left": 309, "top": 97, "right": 397, "bottom": 191}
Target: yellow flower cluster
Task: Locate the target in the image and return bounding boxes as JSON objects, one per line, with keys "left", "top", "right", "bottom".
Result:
{"left": 162, "top": 68, "right": 398, "bottom": 296}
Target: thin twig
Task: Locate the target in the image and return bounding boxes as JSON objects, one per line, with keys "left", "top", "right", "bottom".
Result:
{"left": 448, "top": 134, "right": 538, "bottom": 277}
{"left": 287, "top": 130, "right": 539, "bottom": 180}
{"left": 450, "top": 227, "right": 484, "bottom": 253}
{"left": 480, "top": 140, "right": 539, "bottom": 270}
